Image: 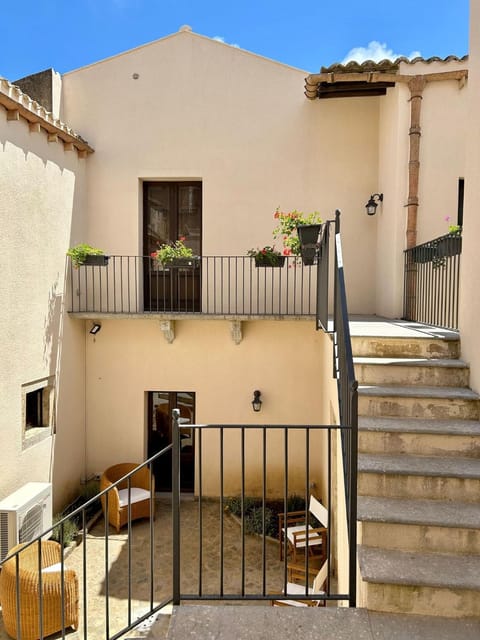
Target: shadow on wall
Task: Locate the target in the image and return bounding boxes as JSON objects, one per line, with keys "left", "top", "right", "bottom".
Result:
{"left": 43, "top": 277, "right": 62, "bottom": 371}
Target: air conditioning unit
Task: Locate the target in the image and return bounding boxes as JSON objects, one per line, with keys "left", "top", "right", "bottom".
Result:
{"left": 0, "top": 482, "right": 52, "bottom": 562}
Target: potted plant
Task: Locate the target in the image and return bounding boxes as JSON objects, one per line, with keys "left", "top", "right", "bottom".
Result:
{"left": 151, "top": 237, "right": 199, "bottom": 268}
{"left": 436, "top": 217, "right": 462, "bottom": 258}
{"left": 67, "top": 244, "right": 109, "bottom": 267}
{"left": 272, "top": 208, "right": 322, "bottom": 265}
{"left": 247, "top": 245, "right": 286, "bottom": 267}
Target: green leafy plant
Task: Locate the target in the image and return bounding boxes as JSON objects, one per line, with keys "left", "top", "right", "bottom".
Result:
{"left": 273, "top": 208, "right": 322, "bottom": 257}
{"left": 224, "top": 495, "right": 308, "bottom": 539}
{"left": 247, "top": 245, "right": 284, "bottom": 266}
{"left": 67, "top": 243, "right": 105, "bottom": 268}
{"left": 444, "top": 216, "right": 462, "bottom": 235}
{"left": 51, "top": 514, "right": 79, "bottom": 547}
{"left": 151, "top": 237, "right": 194, "bottom": 266}
{"left": 244, "top": 506, "right": 276, "bottom": 537}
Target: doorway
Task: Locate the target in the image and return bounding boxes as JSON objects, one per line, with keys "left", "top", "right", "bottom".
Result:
{"left": 147, "top": 391, "right": 195, "bottom": 492}
{"left": 143, "top": 182, "right": 202, "bottom": 312}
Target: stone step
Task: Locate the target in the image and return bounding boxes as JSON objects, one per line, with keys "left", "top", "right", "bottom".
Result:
{"left": 357, "top": 496, "right": 480, "bottom": 555}
{"left": 358, "top": 546, "right": 480, "bottom": 618}
{"left": 358, "top": 453, "right": 480, "bottom": 502}
{"left": 160, "top": 604, "right": 480, "bottom": 640}
{"left": 354, "top": 357, "right": 469, "bottom": 387}
{"left": 359, "top": 416, "right": 480, "bottom": 458}
{"left": 351, "top": 335, "right": 460, "bottom": 359}
{"left": 358, "top": 385, "right": 480, "bottom": 420}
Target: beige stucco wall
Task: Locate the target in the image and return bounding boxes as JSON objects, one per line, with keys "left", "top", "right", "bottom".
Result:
{"left": 84, "top": 318, "right": 328, "bottom": 487}
{"left": 61, "top": 29, "right": 379, "bottom": 315}
{"left": 460, "top": 0, "right": 480, "bottom": 393}
{"left": 0, "top": 110, "right": 87, "bottom": 510}
{"left": 375, "top": 64, "right": 467, "bottom": 319}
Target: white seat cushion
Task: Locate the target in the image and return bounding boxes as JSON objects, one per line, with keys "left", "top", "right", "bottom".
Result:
{"left": 42, "top": 562, "right": 62, "bottom": 573}
{"left": 284, "top": 524, "right": 323, "bottom": 548}
{"left": 285, "top": 582, "right": 319, "bottom": 596}
{"left": 118, "top": 487, "right": 150, "bottom": 508}
{"left": 273, "top": 600, "right": 309, "bottom": 607}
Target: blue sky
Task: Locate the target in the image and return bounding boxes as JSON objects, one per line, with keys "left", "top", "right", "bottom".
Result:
{"left": 0, "top": 0, "right": 469, "bottom": 81}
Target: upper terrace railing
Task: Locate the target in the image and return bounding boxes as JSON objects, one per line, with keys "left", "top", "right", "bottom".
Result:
{"left": 403, "top": 231, "right": 462, "bottom": 330}
{"left": 67, "top": 255, "right": 318, "bottom": 316}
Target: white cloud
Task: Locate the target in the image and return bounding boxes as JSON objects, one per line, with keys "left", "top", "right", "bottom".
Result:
{"left": 212, "top": 35, "right": 240, "bottom": 48}
{"left": 341, "top": 41, "right": 421, "bottom": 64}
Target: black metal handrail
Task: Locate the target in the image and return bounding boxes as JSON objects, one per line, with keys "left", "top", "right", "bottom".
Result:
{"left": 67, "top": 255, "right": 318, "bottom": 316}
{"left": 0, "top": 449, "right": 170, "bottom": 640}
{"left": 315, "top": 211, "right": 358, "bottom": 605}
{"left": 403, "top": 231, "right": 462, "bottom": 330}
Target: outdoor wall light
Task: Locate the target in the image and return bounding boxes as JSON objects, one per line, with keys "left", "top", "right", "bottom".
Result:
{"left": 252, "top": 390, "right": 262, "bottom": 412}
{"left": 365, "top": 193, "right": 383, "bottom": 216}
{"left": 89, "top": 323, "right": 102, "bottom": 335}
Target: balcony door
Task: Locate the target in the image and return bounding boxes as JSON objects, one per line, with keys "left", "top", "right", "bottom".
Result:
{"left": 148, "top": 391, "right": 195, "bottom": 492}
{"left": 143, "top": 182, "right": 202, "bottom": 311}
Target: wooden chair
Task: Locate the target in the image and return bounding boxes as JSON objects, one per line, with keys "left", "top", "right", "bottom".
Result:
{"left": 0, "top": 541, "right": 78, "bottom": 640}
{"left": 271, "top": 559, "right": 328, "bottom": 607}
{"left": 100, "top": 462, "right": 154, "bottom": 533}
{"left": 278, "top": 495, "right": 328, "bottom": 562}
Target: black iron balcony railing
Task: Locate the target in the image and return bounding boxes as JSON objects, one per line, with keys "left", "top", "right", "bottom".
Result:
{"left": 67, "top": 255, "right": 318, "bottom": 316}
{"left": 403, "top": 231, "right": 462, "bottom": 330}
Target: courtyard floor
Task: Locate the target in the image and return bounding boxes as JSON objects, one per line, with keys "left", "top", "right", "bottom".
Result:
{"left": 0, "top": 496, "right": 285, "bottom": 640}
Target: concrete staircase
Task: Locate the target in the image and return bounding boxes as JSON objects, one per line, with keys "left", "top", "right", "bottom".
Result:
{"left": 354, "top": 330, "right": 480, "bottom": 618}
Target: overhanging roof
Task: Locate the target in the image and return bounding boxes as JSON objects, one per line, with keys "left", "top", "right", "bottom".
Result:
{"left": 305, "top": 55, "right": 468, "bottom": 99}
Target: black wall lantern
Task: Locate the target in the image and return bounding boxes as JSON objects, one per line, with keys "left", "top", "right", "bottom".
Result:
{"left": 365, "top": 193, "right": 383, "bottom": 216}
{"left": 89, "top": 323, "right": 102, "bottom": 335}
{"left": 252, "top": 390, "right": 262, "bottom": 412}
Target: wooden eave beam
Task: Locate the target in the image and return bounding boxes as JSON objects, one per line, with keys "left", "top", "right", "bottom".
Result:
{"left": 305, "top": 69, "right": 468, "bottom": 99}
{"left": 0, "top": 91, "right": 94, "bottom": 154}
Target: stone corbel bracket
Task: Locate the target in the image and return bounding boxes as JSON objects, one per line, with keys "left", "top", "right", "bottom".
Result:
{"left": 160, "top": 320, "right": 175, "bottom": 343}
{"left": 230, "top": 320, "right": 242, "bottom": 344}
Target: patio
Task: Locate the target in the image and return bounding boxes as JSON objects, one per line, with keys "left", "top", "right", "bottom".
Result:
{"left": 0, "top": 497, "right": 285, "bottom": 640}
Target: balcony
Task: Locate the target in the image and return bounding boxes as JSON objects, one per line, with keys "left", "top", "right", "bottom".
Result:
{"left": 67, "top": 255, "right": 319, "bottom": 318}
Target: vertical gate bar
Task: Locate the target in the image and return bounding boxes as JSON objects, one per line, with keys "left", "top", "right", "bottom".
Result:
{"left": 327, "top": 426, "right": 332, "bottom": 596}
{"left": 127, "top": 477, "right": 132, "bottom": 625}
{"left": 172, "top": 409, "right": 181, "bottom": 605}
{"left": 241, "top": 426, "right": 245, "bottom": 596}
{"left": 305, "top": 427, "right": 310, "bottom": 593}
{"left": 262, "top": 426, "right": 267, "bottom": 596}
{"left": 198, "top": 427, "right": 203, "bottom": 597}
{"left": 82, "top": 509, "right": 88, "bottom": 640}
{"left": 37, "top": 539, "right": 44, "bottom": 640}
{"left": 283, "top": 427, "right": 289, "bottom": 589}
{"left": 149, "top": 462, "right": 155, "bottom": 608}
{"left": 105, "top": 492, "right": 110, "bottom": 639}
{"left": 15, "top": 555, "right": 21, "bottom": 640}
{"left": 349, "top": 382, "right": 359, "bottom": 608}
{"left": 220, "top": 427, "right": 224, "bottom": 597}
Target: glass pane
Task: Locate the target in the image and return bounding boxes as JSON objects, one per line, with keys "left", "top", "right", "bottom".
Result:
{"left": 178, "top": 185, "right": 201, "bottom": 256}
{"left": 152, "top": 391, "right": 170, "bottom": 439}
{"left": 146, "top": 185, "right": 171, "bottom": 256}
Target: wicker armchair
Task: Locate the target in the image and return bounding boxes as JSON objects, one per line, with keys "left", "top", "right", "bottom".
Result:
{"left": 100, "top": 463, "right": 154, "bottom": 533}
{"left": 0, "top": 540, "right": 78, "bottom": 640}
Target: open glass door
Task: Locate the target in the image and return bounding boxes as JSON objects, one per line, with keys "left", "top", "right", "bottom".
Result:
{"left": 143, "top": 182, "right": 202, "bottom": 312}
{"left": 147, "top": 391, "right": 195, "bottom": 492}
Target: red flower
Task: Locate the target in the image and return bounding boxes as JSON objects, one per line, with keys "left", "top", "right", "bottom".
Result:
{"left": 261, "top": 249, "right": 267, "bottom": 254}
{"left": 274, "top": 211, "right": 280, "bottom": 219}
{"left": 150, "top": 252, "right": 158, "bottom": 258}
{"left": 283, "top": 248, "right": 291, "bottom": 256}
{"left": 179, "top": 236, "right": 186, "bottom": 242}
